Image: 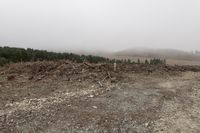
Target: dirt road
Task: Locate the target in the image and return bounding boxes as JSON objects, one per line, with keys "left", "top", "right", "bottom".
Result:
{"left": 0, "top": 62, "right": 200, "bottom": 133}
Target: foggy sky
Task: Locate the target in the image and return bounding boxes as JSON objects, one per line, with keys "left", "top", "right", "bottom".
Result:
{"left": 0, "top": 0, "right": 200, "bottom": 52}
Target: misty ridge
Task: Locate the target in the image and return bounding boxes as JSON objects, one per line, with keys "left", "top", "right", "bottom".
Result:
{"left": 113, "top": 48, "right": 200, "bottom": 61}
{"left": 76, "top": 47, "right": 200, "bottom": 63}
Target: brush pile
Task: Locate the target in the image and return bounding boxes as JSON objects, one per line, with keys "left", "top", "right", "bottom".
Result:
{"left": 1, "top": 60, "right": 200, "bottom": 83}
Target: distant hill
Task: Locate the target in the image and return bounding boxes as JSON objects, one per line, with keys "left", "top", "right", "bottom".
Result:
{"left": 114, "top": 48, "right": 200, "bottom": 61}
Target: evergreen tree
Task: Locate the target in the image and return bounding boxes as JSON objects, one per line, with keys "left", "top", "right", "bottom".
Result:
{"left": 127, "top": 59, "right": 131, "bottom": 64}
{"left": 145, "top": 59, "right": 149, "bottom": 65}
{"left": 137, "top": 59, "right": 141, "bottom": 64}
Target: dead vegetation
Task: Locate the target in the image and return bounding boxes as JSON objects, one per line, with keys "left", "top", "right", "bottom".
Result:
{"left": 1, "top": 60, "right": 200, "bottom": 82}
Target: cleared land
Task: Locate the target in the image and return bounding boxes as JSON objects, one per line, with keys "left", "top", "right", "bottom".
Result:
{"left": 0, "top": 61, "right": 200, "bottom": 132}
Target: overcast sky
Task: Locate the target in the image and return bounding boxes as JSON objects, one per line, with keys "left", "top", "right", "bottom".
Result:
{"left": 0, "top": 0, "right": 200, "bottom": 52}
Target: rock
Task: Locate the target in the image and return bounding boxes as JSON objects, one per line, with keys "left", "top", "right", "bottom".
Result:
{"left": 89, "top": 95, "right": 94, "bottom": 98}
{"left": 92, "top": 106, "right": 97, "bottom": 109}
{"left": 144, "top": 122, "right": 149, "bottom": 127}
{"left": 0, "top": 72, "right": 5, "bottom": 75}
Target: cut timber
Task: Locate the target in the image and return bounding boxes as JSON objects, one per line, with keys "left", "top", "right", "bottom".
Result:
{"left": 102, "top": 76, "right": 108, "bottom": 82}
{"left": 114, "top": 63, "right": 116, "bottom": 72}
{"left": 107, "top": 71, "right": 112, "bottom": 79}
{"left": 84, "top": 62, "right": 95, "bottom": 69}
{"left": 98, "top": 81, "right": 103, "bottom": 87}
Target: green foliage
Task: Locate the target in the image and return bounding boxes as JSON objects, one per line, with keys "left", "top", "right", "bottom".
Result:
{"left": 145, "top": 59, "right": 149, "bottom": 65}
{"left": 1, "top": 46, "right": 160, "bottom": 66}
{"left": 150, "top": 58, "right": 166, "bottom": 65}
{"left": 137, "top": 59, "right": 141, "bottom": 64}
{"left": 0, "top": 57, "right": 10, "bottom": 66}
{"left": 127, "top": 59, "right": 131, "bottom": 64}
{"left": 0, "top": 46, "right": 135, "bottom": 66}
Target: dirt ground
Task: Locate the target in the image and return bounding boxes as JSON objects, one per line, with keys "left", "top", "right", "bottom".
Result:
{"left": 0, "top": 61, "right": 200, "bottom": 133}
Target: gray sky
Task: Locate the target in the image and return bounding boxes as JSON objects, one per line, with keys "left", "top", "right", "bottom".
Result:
{"left": 0, "top": 0, "right": 200, "bottom": 52}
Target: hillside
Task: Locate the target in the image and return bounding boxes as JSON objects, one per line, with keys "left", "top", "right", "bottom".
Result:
{"left": 114, "top": 48, "right": 200, "bottom": 61}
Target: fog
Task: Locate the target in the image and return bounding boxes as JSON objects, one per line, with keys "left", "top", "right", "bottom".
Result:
{"left": 0, "top": 0, "right": 200, "bottom": 52}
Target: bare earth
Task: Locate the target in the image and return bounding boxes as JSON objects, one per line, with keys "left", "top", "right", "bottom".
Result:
{"left": 0, "top": 61, "right": 200, "bottom": 133}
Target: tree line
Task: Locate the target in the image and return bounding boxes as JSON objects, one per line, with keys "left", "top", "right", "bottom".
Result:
{"left": 144, "top": 58, "right": 166, "bottom": 65}
{"left": 0, "top": 46, "right": 111, "bottom": 65}
{"left": 0, "top": 46, "right": 166, "bottom": 66}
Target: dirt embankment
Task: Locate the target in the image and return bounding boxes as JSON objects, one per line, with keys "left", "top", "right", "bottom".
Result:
{"left": 1, "top": 61, "right": 200, "bottom": 132}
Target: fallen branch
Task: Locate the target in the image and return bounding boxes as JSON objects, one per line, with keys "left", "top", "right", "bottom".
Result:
{"left": 84, "top": 62, "right": 95, "bottom": 69}
{"left": 97, "top": 81, "right": 103, "bottom": 87}
{"left": 107, "top": 71, "right": 112, "bottom": 79}
{"left": 101, "top": 76, "right": 109, "bottom": 82}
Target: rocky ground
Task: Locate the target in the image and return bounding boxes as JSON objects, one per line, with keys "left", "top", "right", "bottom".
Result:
{"left": 0, "top": 61, "right": 200, "bottom": 133}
